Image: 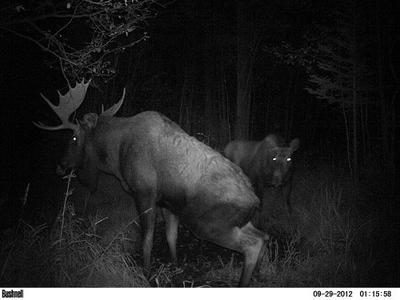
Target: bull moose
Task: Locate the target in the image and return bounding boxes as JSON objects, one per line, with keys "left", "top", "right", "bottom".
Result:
{"left": 33, "top": 80, "right": 268, "bottom": 286}
{"left": 224, "top": 135, "right": 299, "bottom": 214}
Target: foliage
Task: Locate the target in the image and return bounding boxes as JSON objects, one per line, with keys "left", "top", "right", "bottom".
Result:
{"left": 304, "top": 25, "right": 373, "bottom": 107}
{"left": 0, "top": 0, "right": 167, "bottom": 81}
{"left": 266, "top": 2, "right": 374, "bottom": 109}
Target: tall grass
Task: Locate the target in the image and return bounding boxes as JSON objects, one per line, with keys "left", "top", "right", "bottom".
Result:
{"left": 0, "top": 173, "right": 149, "bottom": 287}
{"left": 0, "top": 160, "right": 391, "bottom": 286}
{"left": 0, "top": 215, "right": 149, "bottom": 286}
{"left": 251, "top": 160, "right": 381, "bottom": 286}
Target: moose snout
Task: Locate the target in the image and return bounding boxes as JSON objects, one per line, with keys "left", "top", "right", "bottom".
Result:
{"left": 271, "top": 170, "right": 283, "bottom": 187}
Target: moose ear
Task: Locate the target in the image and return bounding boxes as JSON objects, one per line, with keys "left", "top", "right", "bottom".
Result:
{"left": 290, "top": 138, "right": 300, "bottom": 151}
{"left": 80, "top": 113, "right": 98, "bottom": 130}
{"left": 263, "top": 134, "right": 278, "bottom": 149}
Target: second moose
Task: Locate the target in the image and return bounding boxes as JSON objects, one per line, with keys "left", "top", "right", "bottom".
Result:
{"left": 224, "top": 134, "right": 299, "bottom": 215}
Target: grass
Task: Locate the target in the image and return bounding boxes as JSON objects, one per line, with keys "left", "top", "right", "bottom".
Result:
{"left": 254, "top": 162, "right": 377, "bottom": 287}
{"left": 0, "top": 211, "right": 149, "bottom": 287}
{"left": 0, "top": 159, "right": 394, "bottom": 287}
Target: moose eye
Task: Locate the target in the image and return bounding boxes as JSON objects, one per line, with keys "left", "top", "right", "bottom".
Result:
{"left": 272, "top": 157, "right": 277, "bottom": 161}
{"left": 286, "top": 157, "right": 291, "bottom": 162}
{"left": 72, "top": 136, "right": 78, "bottom": 142}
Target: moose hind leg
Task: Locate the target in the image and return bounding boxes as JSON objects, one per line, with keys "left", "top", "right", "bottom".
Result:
{"left": 162, "top": 208, "right": 179, "bottom": 263}
{"left": 205, "top": 222, "right": 266, "bottom": 287}
{"left": 236, "top": 222, "right": 267, "bottom": 287}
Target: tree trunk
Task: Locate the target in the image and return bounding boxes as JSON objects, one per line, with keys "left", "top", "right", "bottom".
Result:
{"left": 351, "top": 3, "right": 359, "bottom": 182}
{"left": 352, "top": 64, "right": 358, "bottom": 181}
{"left": 179, "top": 65, "right": 194, "bottom": 134}
{"left": 342, "top": 104, "right": 353, "bottom": 177}
{"left": 375, "top": 0, "right": 394, "bottom": 180}
{"left": 217, "top": 63, "right": 231, "bottom": 146}
{"left": 234, "top": 0, "right": 256, "bottom": 140}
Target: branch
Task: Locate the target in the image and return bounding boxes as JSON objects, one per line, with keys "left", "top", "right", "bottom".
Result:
{"left": 0, "top": 25, "right": 77, "bottom": 66}
{"left": 0, "top": 0, "right": 166, "bottom": 80}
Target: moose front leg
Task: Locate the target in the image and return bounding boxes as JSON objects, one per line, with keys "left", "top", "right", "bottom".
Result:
{"left": 162, "top": 208, "right": 179, "bottom": 263}
{"left": 282, "top": 180, "right": 293, "bottom": 214}
{"left": 135, "top": 188, "right": 157, "bottom": 269}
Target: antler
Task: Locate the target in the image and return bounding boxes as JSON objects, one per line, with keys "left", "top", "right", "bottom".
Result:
{"left": 101, "top": 88, "right": 126, "bottom": 117}
{"left": 33, "top": 79, "right": 91, "bottom": 131}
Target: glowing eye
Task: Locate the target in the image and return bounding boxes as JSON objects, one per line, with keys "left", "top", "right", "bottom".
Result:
{"left": 72, "top": 136, "right": 77, "bottom": 142}
{"left": 287, "top": 157, "right": 291, "bottom": 162}
{"left": 272, "top": 157, "right": 277, "bottom": 161}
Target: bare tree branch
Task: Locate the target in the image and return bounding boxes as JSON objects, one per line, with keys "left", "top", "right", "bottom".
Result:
{"left": 0, "top": 0, "right": 168, "bottom": 81}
